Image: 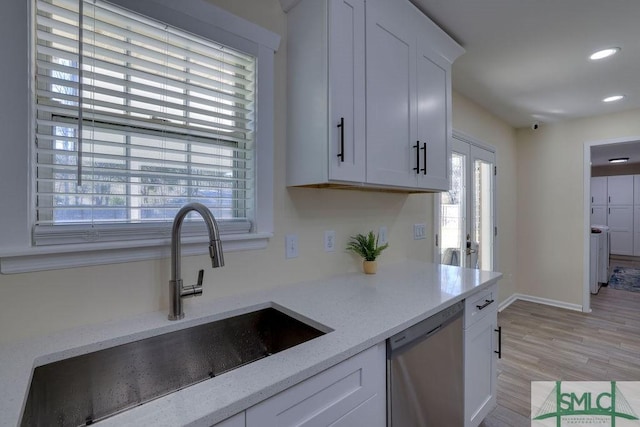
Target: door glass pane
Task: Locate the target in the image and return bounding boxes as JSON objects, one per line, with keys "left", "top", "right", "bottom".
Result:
{"left": 473, "top": 160, "right": 494, "bottom": 270}
{"left": 440, "top": 152, "right": 466, "bottom": 266}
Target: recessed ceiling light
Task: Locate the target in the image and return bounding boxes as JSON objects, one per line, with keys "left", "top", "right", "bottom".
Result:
{"left": 603, "top": 95, "right": 625, "bottom": 103}
{"left": 590, "top": 47, "right": 620, "bottom": 60}
{"left": 609, "top": 157, "right": 629, "bottom": 164}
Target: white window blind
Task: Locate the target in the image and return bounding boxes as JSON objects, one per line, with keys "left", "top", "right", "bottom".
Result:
{"left": 34, "top": 0, "right": 255, "bottom": 245}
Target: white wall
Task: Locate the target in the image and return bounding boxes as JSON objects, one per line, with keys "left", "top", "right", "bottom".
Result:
{"left": 516, "top": 108, "right": 640, "bottom": 307}
{"left": 451, "top": 92, "right": 518, "bottom": 303}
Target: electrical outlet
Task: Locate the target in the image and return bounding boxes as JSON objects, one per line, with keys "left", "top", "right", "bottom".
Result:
{"left": 378, "top": 226, "right": 388, "bottom": 245}
{"left": 413, "top": 223, "right": 426, "bottom": 240}
{"left": 324, "top": 230, "right": 336, "bottom": 252}
{"left": 285, "top": 234, "right": 299, "bottom": 259}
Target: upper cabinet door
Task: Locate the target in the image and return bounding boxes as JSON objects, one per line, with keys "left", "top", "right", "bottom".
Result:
{"left": 416, "top": 43, "right": 448, "bottom": 190}
{"left": 608, "top": 175, "right": 633, "bottom": 205}
{"left": 365, "top": 0, "right": 417, "bottom": 188}
{"left": 286, "top": 0, "right": 366, "bottom": 187}
{"left": 328, "top": 0, "right": 366, "bottom": 182}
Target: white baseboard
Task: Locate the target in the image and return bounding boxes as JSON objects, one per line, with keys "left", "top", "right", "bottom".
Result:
{"left": 498, "top": 293, "right": 583, "bottom": 313}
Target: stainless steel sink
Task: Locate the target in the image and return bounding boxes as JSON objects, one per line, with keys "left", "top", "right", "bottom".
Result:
{"left": 21, "top": 306, "right": 329, "bottom": 426}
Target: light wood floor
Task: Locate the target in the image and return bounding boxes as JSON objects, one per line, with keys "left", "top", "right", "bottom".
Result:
{"left": 480, "top": 284, "right": 640, "bottom": 426}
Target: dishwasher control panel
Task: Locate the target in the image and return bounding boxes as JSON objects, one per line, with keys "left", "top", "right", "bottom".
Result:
{"left": 387, "top": 300, "right": 464, "bottom": 354}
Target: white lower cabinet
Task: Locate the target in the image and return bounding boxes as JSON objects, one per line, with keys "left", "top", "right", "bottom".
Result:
{"left": 464, "top": 284, "right": 499, "bottom": 427}
{"left": 246, "top": 342, "right": 386, "bottom": 427}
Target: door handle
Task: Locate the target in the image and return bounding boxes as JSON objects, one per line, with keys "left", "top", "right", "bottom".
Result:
{"left": 337, "top": 117, "right": 344, "bottom": 162}
{"left": 420, "top": 142, "right": 427, "bottom": 175}
{"left": 494, "top": 326, "right": 502, "bottom": 359}
{"left": 413, "top": 141, "right": 420, "bottom": 174}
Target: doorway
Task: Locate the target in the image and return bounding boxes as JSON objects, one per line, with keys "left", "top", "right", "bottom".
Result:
{"left": 582, "top": 137, "right": 640, "bottom": 312}
{"left": 436, "top": 132, "right": 496, "bottom": 271}
{"left": 584, "top": 136, "right": 640, "bottom": 312}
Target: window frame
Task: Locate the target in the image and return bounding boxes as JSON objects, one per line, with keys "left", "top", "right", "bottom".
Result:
{"left": 0, "top": 0, "right": 279, "bottom": 273}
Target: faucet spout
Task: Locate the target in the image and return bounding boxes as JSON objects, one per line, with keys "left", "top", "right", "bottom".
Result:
{"left": 169, "top": 203, "right": 224, "bottom": 320}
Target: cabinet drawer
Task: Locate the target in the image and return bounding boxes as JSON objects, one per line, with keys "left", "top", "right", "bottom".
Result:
{"left": 464, "top": 284, "right": 498, "bottom": 329}
{"left": 246, "top": 342, "right": 386, "bottom": 427}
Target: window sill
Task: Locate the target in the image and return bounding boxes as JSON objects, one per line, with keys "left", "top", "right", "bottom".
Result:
{"left": 0, "top": 232, "right": 272, "bottom": 274}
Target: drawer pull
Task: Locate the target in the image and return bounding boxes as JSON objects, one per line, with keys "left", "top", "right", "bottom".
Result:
{"left": 476, "top": 299, "right": 494, "bottom": 310}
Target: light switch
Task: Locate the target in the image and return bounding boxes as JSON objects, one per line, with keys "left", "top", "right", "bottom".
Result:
{"left": 285, "top": 234, "right": 299, "bottom": 259}
{"left": 324, "top": 230, "right": 336, "bottom": 252}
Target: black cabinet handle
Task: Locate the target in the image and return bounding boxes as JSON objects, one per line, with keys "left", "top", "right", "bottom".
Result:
{"left": 413, "top": 141, "right": 420, "bottom": 174}
{"left": 421, "top": 142, "right": 427, "bottom": 175}
{"left": 476, "top": 299, "right": 494, "bottom": 310}
{"left": 494, "top": 326, "right": 502, "bottom": 359}
{"left": 337, "top": 117, "right": 344, "bottom": 162}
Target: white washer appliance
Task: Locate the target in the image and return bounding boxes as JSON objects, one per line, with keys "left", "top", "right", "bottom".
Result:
{"left": 592, "top": 225, "right": 610, "bottom": 285}
{"left": 589, "top": 233, "right": 600, "bottom": 294}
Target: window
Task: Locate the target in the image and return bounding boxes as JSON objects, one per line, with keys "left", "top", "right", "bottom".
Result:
{"left": 34, "top": 0, "right": 256, "bottom": 245}
{"left": 0, "top": 0, "right": 278, "bottom": 273}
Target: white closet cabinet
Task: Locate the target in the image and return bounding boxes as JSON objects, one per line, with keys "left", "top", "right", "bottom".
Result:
{"left": 245, "top": 343, "right": 386, "bottom": 427}
{"left": 590, "top": 177, "right": 607, "bottom": 226}
{"left": 609, "top": 205, "right": 633, "bottom": 255}
{"left": 286, "top": 0, "right": 366, "bottom": 187}
{"left": 607, "top": 175, "right": 634, "bottom": 205}
{"left": 591, "top": 206, "right": 607, "bottom": 227}
{"left": 634, "top": 206, "right": 640, "bottom": 256}
{"left": 286, "top": 0, "right": 463, "bottom": 192}
{"left": 591, "top": 176, "right": 608, "bottom": 206}
{"left": 366, "top": 0, "right": 462, "bottom": 191}
{"left": 464, "top": 284, "right": 498, "bottom": 427}
{"left": 607, "top": 175, "right": 634, "bottom": 255}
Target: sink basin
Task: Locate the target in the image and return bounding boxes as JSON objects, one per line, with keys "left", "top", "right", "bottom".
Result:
{"left": 21, "top": 306, "right": 329, "bottom": 426}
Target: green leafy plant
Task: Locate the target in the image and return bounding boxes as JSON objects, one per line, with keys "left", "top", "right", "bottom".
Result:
{"left": 346, "top": 231, "right": 389, "bottom": 261}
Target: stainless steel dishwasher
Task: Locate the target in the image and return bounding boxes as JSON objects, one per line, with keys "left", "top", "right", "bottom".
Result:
{"left": 387, "top": 300, "right": 464, "bottom": 427}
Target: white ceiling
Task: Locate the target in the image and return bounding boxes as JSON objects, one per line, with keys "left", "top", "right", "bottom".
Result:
{"left": 411, "top": 0, "right": 640, "bottom": 129}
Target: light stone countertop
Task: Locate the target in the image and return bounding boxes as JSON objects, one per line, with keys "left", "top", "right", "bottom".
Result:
{"left": 0, "top": 260, "right": 502, "bottom": 426}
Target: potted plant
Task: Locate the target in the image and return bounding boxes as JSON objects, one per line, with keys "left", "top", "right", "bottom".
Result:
{"left": 346, "top": 231, "right": 389, "bottom": 274}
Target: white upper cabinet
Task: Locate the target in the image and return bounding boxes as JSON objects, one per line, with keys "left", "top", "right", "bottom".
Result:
{"left": 366, "top": 0, "right": 461, "bottom": 191}
{"left": 416, "top": 37, "right": 449, "bottom": 190}
{"left": 328, "top": 0, "right": 366, "bottom": 182}
{"left": 365, "top": 0, "right": 416, "bottom": 188}
{"left": 607, "top": 175, "right": 634, "bottom": 205}
{"left": 286, "top": 0, "right": 366, "bottom": 187}
{"left": 286, "top": 0, "right": 463, "bottom": 192}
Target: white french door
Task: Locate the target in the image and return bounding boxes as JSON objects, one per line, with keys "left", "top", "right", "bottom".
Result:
{"left": 436, "top": 136, "right": 496, "bottom": 270}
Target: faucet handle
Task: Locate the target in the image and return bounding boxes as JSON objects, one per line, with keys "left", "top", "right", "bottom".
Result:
{"left": 181, "top": 269, "right": 204, "bottom": 298}
{"left": 197, "top": 269, "right": 204, "bottom": 287}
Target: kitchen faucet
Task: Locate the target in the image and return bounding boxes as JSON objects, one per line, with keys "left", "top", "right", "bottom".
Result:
{"left": 169, "top": 202, "right": 224, "bottom": 320}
